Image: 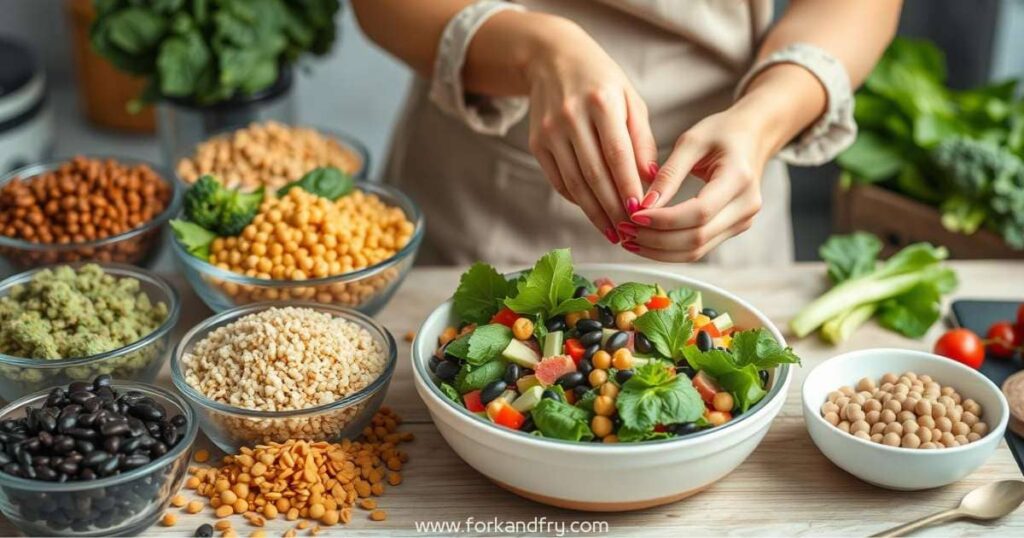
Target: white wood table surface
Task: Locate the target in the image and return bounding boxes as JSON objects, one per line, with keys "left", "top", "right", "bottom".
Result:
{"left": 2, "top": 261, "right": 1022, "bottom": 537}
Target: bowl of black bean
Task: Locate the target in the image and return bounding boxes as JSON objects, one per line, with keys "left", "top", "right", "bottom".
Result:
{"left": 0, "top": 376, "right": 197, "bottom": 536}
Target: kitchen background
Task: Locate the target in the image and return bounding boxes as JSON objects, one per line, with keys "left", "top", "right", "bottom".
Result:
{"left": 1, "top": 0, "right": 1021, "bottom": 261}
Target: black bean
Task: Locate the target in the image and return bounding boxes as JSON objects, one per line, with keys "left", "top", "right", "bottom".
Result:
{"left": 171, "top": 415, "right": 187, "bottom": 428}
{"left": 0, "top": 453, "right": 10, "bottom": 465}
{"left": 104, "top": 436, "right": 122, "bottom": 454}
{"left": 122, "top": 454, "right": 150, "bottom": 469}
{"left": 100, "top": 420, "right": 129, "bottom": 437}
{"left": 68, "top": 392, "right": 96, "bottom": 406}
{"left": 57, "top": 415, "right": 78, "bottom": 432}
{"left": 701, "top": 307, "right": 719, "bottom": 319}
{"left": 519, "top": 416, "right": 536, "bottom": 433}
{"left": 57, "top": 460, "right": 79, "bottom": 475}
{"left": 544, "top": 316, "right": 566, "bottom": 332}
{"left": 573, "top": 285, "right": 588, "bottom": 298}
{"left": 434, "top": 359, "right": 460, "bottom": 382}
{"left": 75, "top": 440, "right": 95, "bottom": 453}
{"left": 52, "top": 436, "right": 75, "bottom": 454}
{"left": 615, "top": 369, "right": 635, "bottom": 384}
{"left": 16, "top": 447, "right": 32, "bottom": 468}
{"left": 605, "top": 331, "right": 629, "bottom": 352}
{"left": 128, "top": 403, "right": 165, "bottom": 422}
{"left": 119, "top": 436, "right": 142, "bottom": 454}
{"left": 34, "top": 465, "right": 58, "bottom": 481}
{"left": 597, "top": 306, "right": 615, "bottom": 328}
{"left": 555, "top": 372, "right": 585, "bottom": 390}
{"left": 2, "top": 462, "right": 20, "bottom": 476}
{"left": 633, "top": 332, "right": 653, "bottom": 354}
{"left": 83, "top": 451, "right": 110, "bottom": 468}
{"left": 149, "top": 442, "right": 168, "bottom": 458}
{"left": 671, "top": 422, "right": 700, "bottom": 436}
{"left": 696, "top": 330, "right": 713, "bottom": 352}
{"left": 98, "top": 455, "right": 120, "bottom": 476}
{"left": 503, "top": 363, "right": 522, "bottom": 386}
{"left": 583, "top": 343, "right": 600, "bottom": 362}
{"left": 161, "top": 423, "right": 181, "bottom": 446}
{"left": 578, "top": 358, "right": 593, "bottom": 377}
{"left": 93, "top": 374, "right": 112, "bottom": 390}
{"left": 95, "top": 386, "right": 115, "bottom": 402}
{"left": 84, "top": 397, "right": 102, "bottom": 413}
{"left": 573, "top": 385, "right": 590, "bottom": 398}
{"left": 759, "top": 369, "right": 770, "bottom": 386}
{"left": 78, "top": 467, "right": 96, "bottom": 480}
{"left": 67, "top": 427, "right": 98, "bottom": 440}
{"left": 541, "top": 389, "right": 562, "bottom": 402}
{"left": 576, "top": 319, "right": 602, "bottom": 334}
{"left": 480, "top": 381, "right": 508, "bottom": 405}
{"left": 23, "top": 437, "right": 41, "bottom": 453}
{"left": 77, "top": 412, "right": 100, "bottom": 428}
{"left": 427, "top": 355, "right": 440, "bottom": 373}
{"left": 127, "top": 417, "right": 146, "bottom": 438}
{"left": 675, "top": 364, "right": 696, "bottom": 379}
{"left": 195, "top": 523, "right": 215, "bottom": 537}
{"left": 579, "top": 330, "right": 603, "bottom": 347}
{"left": 32, "top": 455, "right": 50, "bottom": 467}
{"left": 68, "top": 381, "right": 91, "bottom": 394}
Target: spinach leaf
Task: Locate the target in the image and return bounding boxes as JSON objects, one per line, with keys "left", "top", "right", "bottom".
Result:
{"left": 455, "top": 360, "right": 506, "bottom": 393}
{"left": 617, "top": 426, "right": 674, "bottom": 443}
{"left": 597, "top": 282, "right": 656, "bottom": 313}
{"left": 504, "top": 249, "right": 592, "bottom": 318}
{"left": 453, "top": 263, "right": 512, "bottom": 324}
{"left": 683, "top": 347, "right": 765, "bottom": 412}
{"left": 616, "top": 363, "right": 704, "bottom": 433}
{"left": 443, "top": 324, "right": 512, "bottom": 366}
{"left": 439, "top": 383, "right": 461, "bottom": 405}
{"left": 530, "top": 398, "right": 593, "bottom": 442}
{"left": 728, "top": 329, "right": 802, "bottom": 369}
{"left": 277, "top": 167, "right": 354, "bottom": 200}
{"left": 632, "top": 304, "right": 693, "bottom": 361}
{"left": 819, "top": 232, "right": 882, "bottom": 284}
{"left": 169, "top": 219, "right": 216, "bottom": 260}
{"left": 668, "top": 287, "right": 700, "bottom": 308}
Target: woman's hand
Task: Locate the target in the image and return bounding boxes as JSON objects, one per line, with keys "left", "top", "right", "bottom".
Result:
{"left": 617, "top": 106, "right": 774, "bottom": 262}
{"left": 525, "top": 20, "right": 657, "bottom": 244}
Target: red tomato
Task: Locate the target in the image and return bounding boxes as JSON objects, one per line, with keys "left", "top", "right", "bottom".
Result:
{"left": 645, "top": 296, "right": 672, "bottom": 310}
{"left": 934, "top": 328, "right": 985, "bottom": 369}
{"left": 586, "top": 294, "right": 599, "bottom": 304}
{"left": 490, "top": 402, "right": 526, "bottom": 430}
{"left": 462, "top": 390, "right": 485, "bottom": 413}
{"left": 490, "top": 307, "right": 521, "bottom": 328}
{"left": 653, "top": 424, "right": 668, "bottom": 433}
{"left": 986, "top": 321, "right": 1019, "bottom": 359}
{"left": 693, "top": 371, "right": 722, "bottom": 403}
{"left": 564, "top": 338, "right": 586, "bottom": 365}
{"left": 701, "top": 324, "right": 722, "bottom": 338}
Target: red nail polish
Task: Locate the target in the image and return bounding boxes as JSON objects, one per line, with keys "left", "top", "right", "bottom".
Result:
{"left": 631, "top": 214, "right": 651, "bottom": 226}
{"left": 622, "top": 241, "right": 640, "bottom": 253}
{"left": 604, "top": 226, "right": 620, "bottom": 244}
{"left": 641, "top": 191, "right": 660, "bottom": 209}
{"left": 617, "top": 222, "right": 637, "bottom": 236}
{"left": 647, "top": 162, "right": 659, "bottom": 180}
{"left": 626, "top": 197, "right": 639, "bottom": 214}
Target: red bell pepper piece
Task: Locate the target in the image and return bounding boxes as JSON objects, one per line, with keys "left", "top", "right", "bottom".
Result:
{"left": 491, "top": 403, "right": 526, "bottom": 430}
{"left": 586, "top": 294, "right": 599, "bottom": 304}
{"left": 645, "top": 296, "right": 672, "bottom": 310}
{"left": 463, "top": 390, "right": 485, "bottom": 413}
{"left": 564, "top": 338, "right": 586, "bottom": 365}
{"left": 490, "top": 307, "right": 521, "bottom": 328}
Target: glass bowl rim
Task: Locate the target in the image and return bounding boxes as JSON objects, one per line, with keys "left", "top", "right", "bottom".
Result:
{"left": 169, "top": 180, "right": 424, "bottom": 287}
{"left": 0, "top": 262, "right": 182, "bottom": 368}
{"left": 0, "top": 156, "right": 184, "bottom": 251}
{"left": 170, "top": 300, "right": 397, "bottom": 418}
{"left": 0, "top": 381, "right": 198, "bottom": 492}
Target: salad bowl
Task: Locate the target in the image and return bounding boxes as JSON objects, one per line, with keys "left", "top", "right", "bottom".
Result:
{"left": 412, "top": 263, "right": 794, "bottom": 511}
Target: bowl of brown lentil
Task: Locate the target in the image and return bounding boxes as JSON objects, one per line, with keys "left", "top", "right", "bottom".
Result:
{"left": 0, "top": 156, "right": 183, "bottom": 272}
{"left": 170, "top": 302, "right": 397, "bottom": 453}
{"left": 169, "top": 181, "right": 423, "bottom": 315}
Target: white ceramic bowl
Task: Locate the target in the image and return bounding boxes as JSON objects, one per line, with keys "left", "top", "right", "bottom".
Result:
{"left": 803, "top": 348, "right": 1009, "bottom": 490}
{"left": 412, "top": 265, "right": 794, "bottom": 511}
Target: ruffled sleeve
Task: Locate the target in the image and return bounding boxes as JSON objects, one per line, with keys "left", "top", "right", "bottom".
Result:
{"left": 736, "top": 42, "right": 857, "bottom": 166}
{"left": 429, "top": 1, "right": 529, "bottom": 136}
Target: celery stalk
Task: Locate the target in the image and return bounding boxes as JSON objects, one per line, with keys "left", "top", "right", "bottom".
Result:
{"left": 821, "top": 304, "right": 878, "bottom": 344}
{"left": 791, "top": 271, "right": 934, "bottom": 338}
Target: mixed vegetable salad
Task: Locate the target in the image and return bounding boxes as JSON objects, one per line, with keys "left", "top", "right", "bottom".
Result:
{"left": 427, "top": 249, "right": 801, "bottom": 443}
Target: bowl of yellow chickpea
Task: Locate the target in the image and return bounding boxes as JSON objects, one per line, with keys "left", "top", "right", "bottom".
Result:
{"left": 170, "top": 181, "right": 423, "bottom": 314}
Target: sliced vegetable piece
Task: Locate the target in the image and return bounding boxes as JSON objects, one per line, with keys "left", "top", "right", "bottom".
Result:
{"left": 564, "top": 338, "right": 586, "bottom": 365}
{"left": 512, "top": 385, "right": 545, "bottom": 413}
{"left": 463, "top": 390, "right": 485, "bottom": 413}
{"left": 488, "top": 400, "right": 526, "bottom": 430}
{"left": 693, "top": 371, "right": 722, "bottom": 404}
{"left": 491, "top": 307, "right": 522, "bottom": 328}
{"left": 645, "top": 295, "right": 672, "bottom": 310}
{"left": 534, "top": 355, "right": 577, "bottom": 386}
{"left": 542, "top": 330, "right": 564, "bottom": 358}
{"left": 501, "top": 338, "right": 541, "bottom": 368}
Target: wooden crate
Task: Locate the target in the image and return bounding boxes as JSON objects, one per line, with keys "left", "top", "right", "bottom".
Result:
{"left": 832, "top": 182, "right": 1024, "bottom": 259}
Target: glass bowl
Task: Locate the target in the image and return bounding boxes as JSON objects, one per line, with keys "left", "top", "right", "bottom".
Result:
{"left": 0, "top": 157, "right": 183, "bottom": 271}
{"left": 170, "top": 302, "right": 397, "bottom": 453}
{"left": 169, "top": 181, "right": 423, "bottom": 315}
{"left": 0, "top": 382, "right": 197, "bottom": 536}
{"left": 0, "top": 263, "right": 181, "bottom": 402}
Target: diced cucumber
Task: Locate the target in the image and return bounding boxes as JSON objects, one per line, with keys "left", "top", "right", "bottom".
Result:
{"left": 497, "top": 389, "right": 517, "bottom": 404}
{"left": 600, "top": 328, "right": 617, "bottom": 346}
{"left": 691, "top": 292, "right": 703, "bottom": 314}
{"left": 711, "top": 312, "right": 734, "bottom": 332}
{"left": 503, "top": 339, "right": 540, "bottom": 368}
{"left": 542, "top": 330, "right": 564, "bottom": 358}
{"left": 511, "top": 385, "right": 544, "bottom": 413}
{"left": 516, "top": 374, "right": 540, "bottom": 393}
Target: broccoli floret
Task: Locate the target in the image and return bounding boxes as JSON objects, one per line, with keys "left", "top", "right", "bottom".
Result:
{"left": 183, "top": 175, "right": 264, "bottom": 236}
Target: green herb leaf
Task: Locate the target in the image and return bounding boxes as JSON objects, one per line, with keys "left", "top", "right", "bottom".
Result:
{"left": 633, "top": 304, "right": 693, "bottom": 361}
{"left": 453, "top": 263, "right": 512, "bottom": 324}
{"left": 455, "top": 360, "right": 506, "bottom": 393}
{"left": 439, "top": 382, "right": 461, "bottom": 405}
{"left": 277, "top": 167, "right": 354, "bottom": 201}
{"left": 169, "top": 219, "right": 216, "bottom": 260}
{"left": 682, "top": 347, "right": 766, "bottom": 413}
{"left": 597, "top": 282, "right": 656, "bottom": 313}
{"left": 504, "top": 249, "right": 592, "bottom": 318}
{"left": 728, "top": 329, "right": 802, "bottom": 369}
{"left": 445, "top": 324, "right": 512, "bottom": 366}
{"left": 616, "top": 363, "right": 704, "bottom": 433}
{"left": 617, "top": 426, "right": 674, "bottom": 443}
{"left": 667, "top": 287, "right": 700, "bottom": 308}
{"left": 819, "top": 233, "right": 883, "bottom": 284}
{"left": 530, "top": 398, "right": 593, "bottom": 442}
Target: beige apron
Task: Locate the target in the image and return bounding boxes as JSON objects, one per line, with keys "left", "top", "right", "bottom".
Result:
{"left": 384, "top": 0, "right": 793, "bottom": 267}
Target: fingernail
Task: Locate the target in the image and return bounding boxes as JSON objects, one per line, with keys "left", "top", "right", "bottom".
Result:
{"left": 647, "top": 162, "right": 659, "bottom": 180}
{"left": 604, "top": 226, "right": 620, "bottom": 244}
{"left": 622, "top": 241, "right": 640, "bottom": 253}
{"left": 617, "top": 222, "right": 637, "bottom": 237}
{"left": 626, "top": 197, "right": 639, "bottom": 214}
{"left": 641, "top": 191, "right": 660, "bottom": 209}
{"left": 631, "top": 214, "right": 651, "bottom": 226}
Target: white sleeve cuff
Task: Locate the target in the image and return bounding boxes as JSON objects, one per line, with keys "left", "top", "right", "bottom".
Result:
{"left": 736, "top": 42, "right": 857, "bottom": 166}
{"left": 429, "top": 1, "right": 529, "bottom": 136}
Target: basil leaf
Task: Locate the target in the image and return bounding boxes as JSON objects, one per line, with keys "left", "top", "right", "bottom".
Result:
{"left": 668, "top": 287, "right": 700, "bottom": 308}
{"left": 455, "top": 360, "right": 506, "bottom": 393}
{"left": 597, "top": 282, "right": 656, "bottom": 313}
{"left": 277, "top": 167, "right": 354, "bottom": 201}
{"left": 682, "top": 347, "right": 766, "bottom": 412}
{"left": 633, "top": 304, "right": 693, "bottom": 361}
{"left": 530, "top": 398, "right": 593, "bottom": 441}
{"left": 439, "top": 382, "right": 461, "bottom": 405}
{"left": 505, "top": 249, "right": 591, "bottom": 318}
{"left": 453, "top": 263, "right": 512, "bottom": 324}
{"left": 444, "top": 324, "right": 512, "bottom": 366}
{"left": 728, "top": 328, "right": 802, "bottom": 369}
{"left": 616, "top": 363, "right": 704, "bottom": 432}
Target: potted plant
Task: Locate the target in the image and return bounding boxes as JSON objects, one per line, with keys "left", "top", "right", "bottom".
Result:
{"left": 834, "top": 37, "right": 1024, "bottom": 259}
{"left": 89, "top": 0, "right": 341, "bottom": 164}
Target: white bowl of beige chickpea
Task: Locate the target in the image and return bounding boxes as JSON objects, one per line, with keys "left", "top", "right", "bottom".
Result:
{"left": 803, "top": 348, "right": 1009, "bottom": 490}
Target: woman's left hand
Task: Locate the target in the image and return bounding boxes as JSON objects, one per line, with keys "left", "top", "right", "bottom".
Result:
{"left": 617, "top": 105, "right": 776, "bottom": 262}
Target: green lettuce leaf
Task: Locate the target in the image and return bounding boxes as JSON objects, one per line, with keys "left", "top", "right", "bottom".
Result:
{"left": 444, "top": 324, "right": 512, "bottom": 366}
{"left": 633, "top": 304, "right": 693, "bottom": 361}
{"left": 597, "top": 282, "right": 656, "bottom": 313}
{"left": 452, "top": 262, "right": 512, "bottom": 324}
{"left": 616, "top": 363, "right": 704, "bottom": 433}
{"left": 455, "top": 360, "right": 506, "bottom": 393}
{"left": 530, "top": 398, "right": 593, "bottom": 441}
{"left": 504, "top": 249, "right": 591, "bottom": 317}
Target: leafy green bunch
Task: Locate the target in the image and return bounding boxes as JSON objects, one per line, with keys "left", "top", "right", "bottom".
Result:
{"left": 90, "top": 0, "right": 341, "bottom": 106}
{"left": 837, "top": 37, "right": 1024, "bottom": 248}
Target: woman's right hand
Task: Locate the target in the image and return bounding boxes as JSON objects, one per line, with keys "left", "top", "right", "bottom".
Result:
{"left": 524, "top": 18, "right": 657, "bottom": 244}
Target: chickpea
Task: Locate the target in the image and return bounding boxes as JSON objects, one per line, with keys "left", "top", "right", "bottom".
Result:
{"left": 856, "top": 377, "right": 876, "bottom": 392}
{"left": 592, "top": 350, "right": 612, "bottom": 370}
{"left": 883, "top": 422, "right": 903, "bottom": 436}
{"left": 599, "top": 382, "right": 619, "bottom": 398}
{"left": 706, "top": 411, "right": 730, "bottom": 427}
{"left": 512, "top": 318, "right": 534, "bottom": 341}
{"left": 824, "top": 412, "right": 840, "bottom": 426}
{"left": 588, "top": 369, "right": 609, "bottom": 388}
{"left": 850, "top": 420, "right": 869, "bottom": 435}
{"left": 612, "top": 348, "right": 633, "bottom": 370}
{"left": 615, "top": 311, "right": 637, "bottom": 331}
{"left": 871, "top": 422, "right": 886, "bottom": 436}
{"left": 591, "top": 415, "right": 613, "bottom": 438}
{"left": 712, "top": 392, "right": 734, "bottom": 413}
{"left": 597, "top": 283, "right": 614, "bottom": 298}
{"left": 936, "top": 416, "right": 953, "bottom": 433}
{"left": 565, "top": 312, "right": 582, "bottom": 329}
{"left": 593, "top": 395, "right": 616, "bottom": 417}
{"left": 632, "top": 304, "right": 648, "bottom": 317}
{"left": 901, "top": 432, "right": 921, "bottom": 448}
{"left": 880, "top": 409, "right": 897, "bottom": 424}
{"left": 882, "top": 432, "right": 901, "bottom": 446}
{"left": 865, "top": 410, "right": 881, "bottom": 425}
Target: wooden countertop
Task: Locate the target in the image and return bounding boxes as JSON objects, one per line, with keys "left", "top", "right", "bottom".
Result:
{"left": 2, "top": 261, "right": 1023, "bottom": 536}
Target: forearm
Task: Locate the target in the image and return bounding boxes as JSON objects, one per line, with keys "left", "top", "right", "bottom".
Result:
{"left": 737, "top": 0, "right": 902, "bottom": 156}
{"left": 351, "top": 0, "right": 572, "bottom": 97}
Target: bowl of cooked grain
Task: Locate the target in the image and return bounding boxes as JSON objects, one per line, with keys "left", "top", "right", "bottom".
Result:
{"left": 170, "top": 302, "right": 396, "bottom": 453}
{"left": 170, "top": 180, "right": 424, "bottom": 315}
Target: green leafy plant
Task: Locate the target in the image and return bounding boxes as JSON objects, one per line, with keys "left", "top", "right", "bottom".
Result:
{"left": 182, "top": 174, "right": 264, "bottom": 236}
{"left": 169, "top": 219, "right": 216, "bottom": 259}
{"left": 503, "top": 249, "right": 593, "bottom": 318}
{"left": 616, "top": 363, "right": 704, "bottom": 433}
{"left": 444, "top": 324, "right": 513, "bottom": 366}
{"left": 837, "top": 37, "right": 1024, "bottom": 248}
{"left": 452, "top": 263, "right": 513, "bottom": 325}
{"left": 633, "top": 304, "right": 693, "bottom": 361}
{"left": 90, "top": 0, "right": 341, "bottom": 106}
{"left": 277, "top": 167, "right": 353, "bottom": 201}
{"left": 596, "top": 282, "right": 656, "bottom": 313}
{"left": 530, "top": 398, "right": 593, "bottom": 442}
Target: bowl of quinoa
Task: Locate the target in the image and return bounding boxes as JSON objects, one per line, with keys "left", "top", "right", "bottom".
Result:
{"left": 171, "top": 303, "right": 396, "bottom": 452}
{"left": 0, "top": 263, "right": 179, "bottom": 401}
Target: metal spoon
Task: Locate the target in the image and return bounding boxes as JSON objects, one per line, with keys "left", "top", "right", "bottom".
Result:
{"left": 872, "top": 480, "right": 1024, "bottom": 537}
